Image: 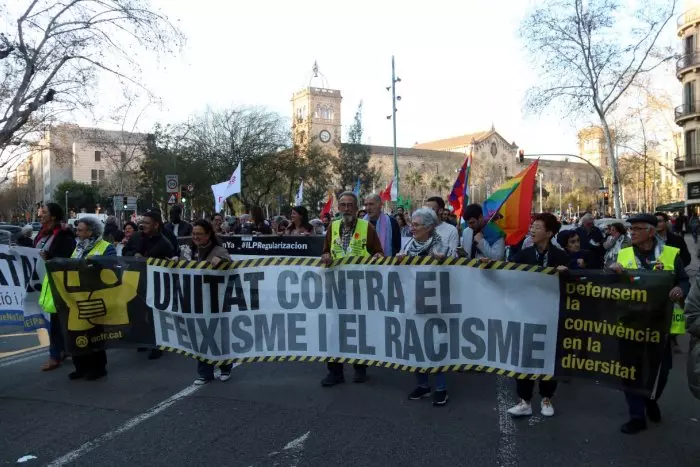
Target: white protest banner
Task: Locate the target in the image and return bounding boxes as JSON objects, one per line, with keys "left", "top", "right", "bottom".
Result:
{"left": 145, "top": 259, "right": 560, "bottom": 375}
{"left": 0, "top": 245, "right": 47, "bottom": 330}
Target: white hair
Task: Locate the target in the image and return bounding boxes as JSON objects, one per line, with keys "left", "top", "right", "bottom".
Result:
{"left": 580, "top": 214, "right": 594, "bottom": 225}
{"left": 411, "top": 207, "right": 439, "bottom": 229}
{"left": 77, "top": 217, "right": 103, "bottom": 238}
{"left": 21, "top": 224, "right": 33, "bottom": 235}
{"left": 364, "top": 193, "right": 382, "bottom": 204}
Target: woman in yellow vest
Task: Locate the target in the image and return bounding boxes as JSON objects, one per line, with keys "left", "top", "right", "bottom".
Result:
{"left": 68, "top": 217, "right": 116, "bottom": 381}
{"left": 609, "top": 214, "right": 689, "bottom": 435}
{"left": 36, "top": 203, "right": 76, "bottom": 372}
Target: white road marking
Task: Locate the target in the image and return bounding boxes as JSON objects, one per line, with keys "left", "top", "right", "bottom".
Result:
{"left": 47, "top": 384, "right": 203, "bottom": 466}
{"left": 16, "top": 454, "right": 38, "bottom": 463}
{"left": 46, "top": 362, "right": 242, "bottom": 467}
{"left": 0, "top": 347, "right": 46, "bottom": 368}
{"left": 495, "top": 376, "right": 518, "bottom": 467}
{"left": 269, "top": 431, "right": 311, "bottom": 467}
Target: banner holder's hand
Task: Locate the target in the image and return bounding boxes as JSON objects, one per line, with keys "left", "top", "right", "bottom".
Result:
{"left": 321, "top": 253, "right": 331, "bottom": 266}
{"left": 370, "top": 253, "right": 384, "bottom": 263}
{"left": 669, "top": 286, "right": 683, "bottom": 303}
{"left": 608, "top": 263, "right": 623, "bottom": 274}
{"left": 478, "top": 257, "right": 490, "bottom": 264}
{"left": 556, "top": 266, "right": 568, "bottom": 273}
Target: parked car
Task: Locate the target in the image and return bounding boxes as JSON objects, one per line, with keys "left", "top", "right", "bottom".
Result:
{"left": 0, "top": 225, "right": 23, "bottom": 244}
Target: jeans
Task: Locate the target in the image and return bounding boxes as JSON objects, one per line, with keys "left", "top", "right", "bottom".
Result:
{"left": 416, "top": 371, "right": 446, "bottom": 391}
{"left": 516, "top": 379, "right": 558, "bottom": 401}
{"left": 624, "top": 343, "right": 672, "bottom": 420}
{"left": 197, "top": 360, "right": 233, "bottom": 379}
{"left": 48, "top": 313, "right": 65, "bottom": 361}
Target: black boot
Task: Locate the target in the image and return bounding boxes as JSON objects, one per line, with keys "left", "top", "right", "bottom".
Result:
{"left": 148, "top": 349, "right": 163, "bottom": 360}
{"left": 321, "top": 372, "right": 345, "bottom": 387}
{"left": 620, "top": 419, "right": 647, "bottom": 434}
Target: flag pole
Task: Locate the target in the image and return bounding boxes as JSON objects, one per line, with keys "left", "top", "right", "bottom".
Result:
{"left": 391, "top": 56, "right": 399, "bottom": 200}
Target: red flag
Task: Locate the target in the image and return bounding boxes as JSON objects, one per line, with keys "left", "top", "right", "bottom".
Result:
{"left": 380, "top": 179, "right": 393, "bottom": 202}
{"left": 320, "top": 190, "right": 333, "bottom": 217}
{"left": 448, "top": 151, "right": 472, "bottom": 218}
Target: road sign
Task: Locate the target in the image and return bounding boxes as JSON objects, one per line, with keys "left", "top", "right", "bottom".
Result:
{"left": 167, "top": 193, "right": 179, "bottom": 205}
{"left": 187, "top": 184, "right": 194, "bottom": 192}
{"left": 598, "top": 187, "right": 608, "bottom": 194}
{"left": 166, "top": 175, "right": 179, "bottom": 193}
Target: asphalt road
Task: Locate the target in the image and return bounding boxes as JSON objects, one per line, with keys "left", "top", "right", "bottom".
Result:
{"left": 1, "top": 235, "right": 700, "bottom": 466}
{"left": 1, "top": 344, "right": 699, "bottom": 467}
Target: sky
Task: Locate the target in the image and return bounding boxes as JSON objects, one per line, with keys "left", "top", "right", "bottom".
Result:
{"left": 83, "top": 0, "right": 680, "bottom": 157}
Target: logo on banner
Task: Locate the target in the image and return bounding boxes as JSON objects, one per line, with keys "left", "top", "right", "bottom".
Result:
{"left": 51, "top": 268, "right": 140, "bottom": 332}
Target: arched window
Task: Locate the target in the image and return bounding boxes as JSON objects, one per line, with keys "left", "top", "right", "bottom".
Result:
{"left": 315, "top": 104, "right": 321, "bottom": 119}
{"left": 328, "top": 106, "right": 334, "bottom": 120}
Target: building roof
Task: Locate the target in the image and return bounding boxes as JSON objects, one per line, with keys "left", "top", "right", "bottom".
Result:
{"left": 368, "top": 145, "right": 463, "bottom": 160}
{"left": 413, "top": 129, "right": 497, "bottom": 150}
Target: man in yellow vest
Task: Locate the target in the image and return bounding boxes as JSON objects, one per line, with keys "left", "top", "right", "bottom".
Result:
{"left": 609, "top": 213, "right": 689, "bottom": 434}
{"left": 320, "top": 191, "right": 384, "bottom": 387}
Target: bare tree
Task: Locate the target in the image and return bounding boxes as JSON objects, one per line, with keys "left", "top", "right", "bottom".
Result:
{"left": 0, "top": 0, "right": 184, "bottom": 169}
{"left": 521, "top": 0, "right": 677, "bottom": 217}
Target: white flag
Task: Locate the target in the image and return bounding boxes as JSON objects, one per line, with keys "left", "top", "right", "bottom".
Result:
{"left": 390, "top": 174, "right": 398, "bottom": 201}
{"left": 295, "top": 180, "right": 304, "bottom": 206}
{"left": 227, "top": 163, "right": 241, "bottom": 194}
{"left": 211, "top": 163, "right": 242, "bottom": 212}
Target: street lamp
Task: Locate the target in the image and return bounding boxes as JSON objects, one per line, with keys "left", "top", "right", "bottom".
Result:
{"left": 386, "top": 56, "right": 401, "bottom": 199}
{"left": 65, "top": 191, "right": 69, "bottom": 216}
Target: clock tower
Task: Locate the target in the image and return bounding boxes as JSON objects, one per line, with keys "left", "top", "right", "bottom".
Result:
{"left": 291, "top": 62, "right": 342, "bottom": 154}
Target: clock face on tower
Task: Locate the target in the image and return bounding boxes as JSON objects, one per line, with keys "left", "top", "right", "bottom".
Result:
{"left": 319, "top": 130, "right": 331, "bottom": 143}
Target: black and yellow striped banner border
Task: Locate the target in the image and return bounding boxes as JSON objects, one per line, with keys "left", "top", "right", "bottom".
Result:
{"left": 146, "top": 256, "right": 558, "bottom": 275}
{"left": 157, "top": 346, "right": 553, "bottom": 381}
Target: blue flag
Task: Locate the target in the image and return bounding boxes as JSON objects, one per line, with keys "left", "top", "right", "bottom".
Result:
{"left": 353, "top": 178, "right": 361, "bottom": 196}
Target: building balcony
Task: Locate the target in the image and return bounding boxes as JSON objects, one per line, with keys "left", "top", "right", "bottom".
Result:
{"left": 678, "top": 7, "right": 700, "bottom": 36}
{"left": 674, "top": 101, "right": 700, "bottom": 125}
{"left": 677, "top": 51, "right": 700, "bottom": 78}
{"left": 675, "top": 154, "right": 700, "bottom": 173}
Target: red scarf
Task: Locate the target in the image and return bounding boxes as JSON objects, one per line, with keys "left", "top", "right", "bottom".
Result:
{"left": 34, "top": 225, "right": 61, "bottom": 248}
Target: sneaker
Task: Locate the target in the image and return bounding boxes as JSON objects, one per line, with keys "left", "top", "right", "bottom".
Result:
{"left": 194, "top": 377, "right": 213, "bottom": 386}
{"left": 408, "top": 386, "right": 431, "bottom": 400}
{"left": 507, "top": 400, "right": 532, "bottom": 417}
{"left": 645, "top": 400, "right": 661, "bottom": 423}
{"left": 219, "top": 372, "right": 231, "bottom": 382}
{"left": 540, "top": 398, "right": 554, "bottom": 417}
{"left": 353, "top": 368, "right": 368, "bottom": 383}
{"left": 432, "top": 390, "right": 449, "bottom": 406}
{"left": 620, "top": 419, "right": 647, "bottom": 434}
{"left": 320, "top": 372, "right": 345, "bottom": 387}
{"left": 68, "top": 371, "right": 85, "bottom": 380}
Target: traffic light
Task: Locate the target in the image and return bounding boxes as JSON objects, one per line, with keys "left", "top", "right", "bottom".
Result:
{"left": 603, "top": 192, "right": 609, "bottom": 205}
{"left": 180, "top": 186, "right": 187, "bottom": 203}
{"left": 518, "top": 149, "right": 525, "bottom": 163}
{"left": 122, "top": 196, "right": 128, "bottom": 210}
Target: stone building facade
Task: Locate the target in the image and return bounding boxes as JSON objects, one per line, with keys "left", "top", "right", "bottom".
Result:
{"left": 16, "top": 124, "right": 147, "bottom": 204}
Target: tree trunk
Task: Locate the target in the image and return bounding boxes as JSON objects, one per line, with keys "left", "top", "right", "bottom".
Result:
{"left": 643, "top": 154, "right": 648, "bottom": 212}
{"left": 599, "top": 116, "right": 622, "bottom": 218}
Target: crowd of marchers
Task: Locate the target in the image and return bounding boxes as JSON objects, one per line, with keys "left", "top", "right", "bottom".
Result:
{"left": 27, "top": 192, "right": 700, "bottom": 436}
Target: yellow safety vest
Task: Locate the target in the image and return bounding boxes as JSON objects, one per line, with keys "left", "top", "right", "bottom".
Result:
{"left": 617, "top": 245, "right": 686, "bottom": 335}
{"left": 39, "top": 240, "right": 111, "bottom": 314}
{"left": 330, "top": 219, "right": 370, "bottom": 259}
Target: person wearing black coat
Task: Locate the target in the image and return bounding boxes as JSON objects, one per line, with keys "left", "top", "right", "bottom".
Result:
{"left": 164, "top": 205, "right": 193, "bottom": 238}
{"left": 655, "top": 212, "right": 691, "bottom": 267}
{"left": 508, "top": 213, "right": 570, "bottom": 419}
{"left": 36, "top": 203, "right": 76, "bottom": 372}
{"left": 122, "top": 210, "right": 174, "bottom": 359}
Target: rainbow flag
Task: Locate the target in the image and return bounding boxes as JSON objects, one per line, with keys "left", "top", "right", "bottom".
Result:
{"left": 482, "top": 160, "right": 539, "bottom": 246}
{"left": 448, "top": 151, "right": 472, "bottom": 218}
